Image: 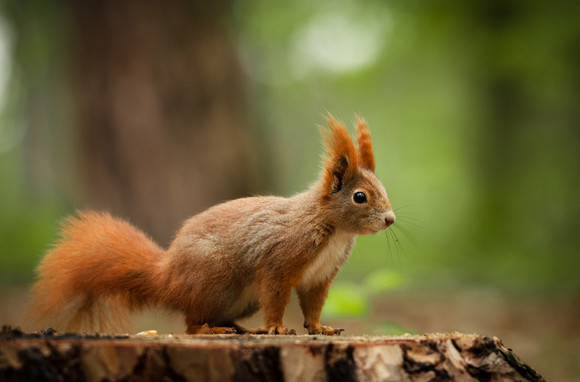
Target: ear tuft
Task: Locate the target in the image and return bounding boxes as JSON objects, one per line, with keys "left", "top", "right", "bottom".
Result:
{"left": 355, "top": 115, "right": 375, "bottom": 172}
{"left": 320, "top": 114, "right": 358, "bottom": 195}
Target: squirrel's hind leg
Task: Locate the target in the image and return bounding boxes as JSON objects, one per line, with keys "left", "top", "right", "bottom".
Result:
{"left": 229, "top": 323, "right": 260, "bottom": 334}
{"left": 186, "top": 323, "right": 237, "bottom": 335}
{"left": 229, "top": 324, "right": 295, "bottom": 335}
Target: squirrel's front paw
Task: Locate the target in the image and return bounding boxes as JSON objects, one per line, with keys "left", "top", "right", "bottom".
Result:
{"left": 308, "top": 325, "right": 344, "bottom": 336}
{"left": 267, "top": 325, "right": 297, "bottom": 335}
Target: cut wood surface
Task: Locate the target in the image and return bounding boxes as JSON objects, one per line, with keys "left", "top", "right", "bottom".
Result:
{"left": 0, "top": 327, "right": 544, "bottom": 381}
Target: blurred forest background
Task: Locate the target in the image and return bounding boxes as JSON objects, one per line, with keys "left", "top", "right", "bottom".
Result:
{"left": 0, "top": 0, "right": 579, "bottom": 380}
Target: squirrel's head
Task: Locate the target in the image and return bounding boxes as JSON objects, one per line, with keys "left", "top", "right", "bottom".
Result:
{"left": 318, "top": 114, "right": 395, "bottom": 235}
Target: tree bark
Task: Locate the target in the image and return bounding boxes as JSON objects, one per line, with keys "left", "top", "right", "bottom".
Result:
{"left": 66, "top": 0, "right": 254, "bottom": 243}
{"left": 0, "top": 328, "right": 544, "bottom": 381}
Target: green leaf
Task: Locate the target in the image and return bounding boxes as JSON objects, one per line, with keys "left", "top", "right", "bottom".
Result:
{"left": 363, "top": 268, "right": 406, "bottom": 294}
{"left": 322, "top": 282, "right": 369, "bottom": 319}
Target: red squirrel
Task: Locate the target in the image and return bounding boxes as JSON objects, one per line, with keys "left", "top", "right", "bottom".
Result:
{"left": 28, "top": 115, "right": 395, "bottom": 335}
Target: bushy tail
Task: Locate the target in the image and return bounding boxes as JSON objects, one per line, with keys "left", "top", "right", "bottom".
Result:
{"left": 27, "top": 211, "right": 165, "bottom": 334}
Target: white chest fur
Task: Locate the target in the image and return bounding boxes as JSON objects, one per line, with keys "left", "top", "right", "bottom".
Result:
{"left": 299, "top": 231, "right": 354, "bottom": 288}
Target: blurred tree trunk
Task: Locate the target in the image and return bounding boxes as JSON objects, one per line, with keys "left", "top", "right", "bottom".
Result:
{"left": 469, "top": 1, "right": 525, "bottom": 249}
{"left": 66, "top": 0, "right": 255, "bottom": 243}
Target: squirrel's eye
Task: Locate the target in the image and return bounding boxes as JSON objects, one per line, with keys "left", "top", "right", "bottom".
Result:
{"left": 353, "top": 191, "right": 367, "bottom": 204}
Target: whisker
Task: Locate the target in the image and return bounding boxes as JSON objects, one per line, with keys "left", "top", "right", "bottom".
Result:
{"left": 388, "top": 228, "right": 402, "bottom": 268}
{"left": 393, "top": 215, "right": 427, "bottom": 227}
{"left": 393, "top": 205, "right": 414, "bottom": 212}
{"left": 384, "top": 231, "right": 393, "bottom": 263}
{"left": 393, "top": 224, "right": 422, "bottom": 254}
{"left": 394, "top": 214, "right": 424, "bottom": 222}
{"left": 390, "top": 228, "right": 400, "bottom": 244}
{"left": 393, "top": 224, "right": 416, "bottom": 245}
{"left": 390, "top": 228, "right": 401, "bottom": 248}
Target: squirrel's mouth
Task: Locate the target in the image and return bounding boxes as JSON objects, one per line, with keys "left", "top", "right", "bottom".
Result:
{"left": 367, "top": 222, "right": 391, "bottom": 235}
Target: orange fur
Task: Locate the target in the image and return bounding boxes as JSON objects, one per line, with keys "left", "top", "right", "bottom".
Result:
{"left": 28, "top": 114, "right": 395, "bottom": 335}
{"left": 356, "top": 115, "right": 375, "bottom": 172}
{"left": 28, "top": 211, "right": 164, "bottom": 333}
{"left": 321, "top": 115, "right": 359, "bottom": 196}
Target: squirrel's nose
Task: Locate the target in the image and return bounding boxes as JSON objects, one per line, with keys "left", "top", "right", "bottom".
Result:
{"left": 385, "top": 211, "right": 396, "bottom": 227}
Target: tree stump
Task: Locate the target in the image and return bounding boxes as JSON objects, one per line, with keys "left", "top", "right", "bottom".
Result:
{"left": 0, "top": 326, "right": 544, "bottom": 381}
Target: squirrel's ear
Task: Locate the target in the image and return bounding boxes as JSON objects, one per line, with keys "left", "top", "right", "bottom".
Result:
{"left": 321, "top": 114, "right": 358, "bottom": 195}
{"left": 355, "top": 115, "right": 375, "bottom": 172}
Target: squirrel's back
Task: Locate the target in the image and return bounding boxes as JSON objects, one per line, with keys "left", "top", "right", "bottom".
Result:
{"left": 28, "top": 211, "right": 165, "bottom": 333}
